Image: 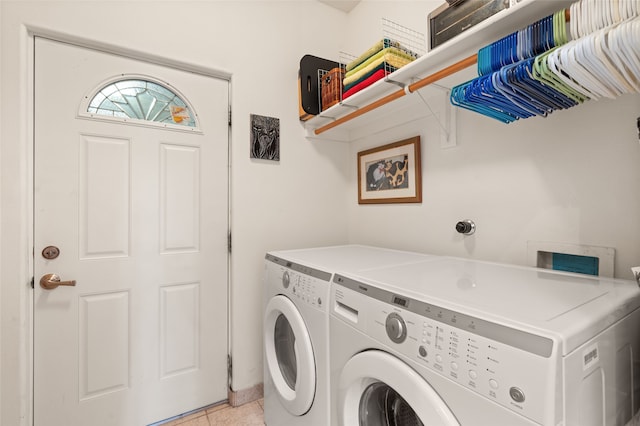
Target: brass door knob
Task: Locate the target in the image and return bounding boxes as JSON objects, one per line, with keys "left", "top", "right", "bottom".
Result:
{"left": 40, "top": 273, "right": 76, "bottom": 290}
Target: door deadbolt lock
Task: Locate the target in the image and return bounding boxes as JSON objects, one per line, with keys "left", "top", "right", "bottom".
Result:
{"left": 42, "top": 246, "right": 60, "bottom": 260}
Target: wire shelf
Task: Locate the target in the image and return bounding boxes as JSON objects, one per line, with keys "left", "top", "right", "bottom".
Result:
{"left": 319, "top": 18, "right": 425, "bottom": 113}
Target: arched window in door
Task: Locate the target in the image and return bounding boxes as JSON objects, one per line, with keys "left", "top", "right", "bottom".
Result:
{"left": 79, "top": 76, "right": 199, "bottom": 130}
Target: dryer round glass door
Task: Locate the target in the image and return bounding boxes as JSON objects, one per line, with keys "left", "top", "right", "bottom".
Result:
{"left": 264, "top": 295, "right": 316, "bottom": 416}
{"left": 339, "top": 350, "right": 459, "bottom": 426}
{"left": 274, "top": 314, "right": 297, "bottom": 389}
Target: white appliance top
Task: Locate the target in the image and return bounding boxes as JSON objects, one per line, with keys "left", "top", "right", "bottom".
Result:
{"left": 340, "top": 257, "right": 640, "bottom": 354}
{"left": 267, "top": 245, "right": 434, "bottom": 274}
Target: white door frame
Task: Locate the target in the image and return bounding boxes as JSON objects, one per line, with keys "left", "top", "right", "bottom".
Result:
{"left": 19, "top": 25, "right": 233, "bottom": 426}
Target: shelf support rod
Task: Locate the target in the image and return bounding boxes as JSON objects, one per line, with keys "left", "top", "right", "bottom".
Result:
{"left": 313, "top": 53, "right": 478, "bottom": 136}
{"left": 406, "top": 54, "right": 477, "bottom": 93}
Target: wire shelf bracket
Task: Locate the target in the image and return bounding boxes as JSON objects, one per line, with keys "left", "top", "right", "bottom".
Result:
{"left": 413, "top": 82, "right": 457, "bottom": 148}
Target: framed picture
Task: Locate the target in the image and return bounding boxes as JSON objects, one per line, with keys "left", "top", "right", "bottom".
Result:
{"left": 250, "top": 114, "right": 280, "bottom": 161}
{"left": 357, "top": 136, "right": 422, "bottom": 204}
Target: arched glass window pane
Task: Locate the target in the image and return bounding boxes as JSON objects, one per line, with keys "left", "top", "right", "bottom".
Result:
{"left": 85, "top": 79, "right": 196, "bottom": 127}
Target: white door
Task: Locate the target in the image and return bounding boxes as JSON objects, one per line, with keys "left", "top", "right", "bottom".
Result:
{"left": 33, "top": 37, "right": 229, "bottom": 426}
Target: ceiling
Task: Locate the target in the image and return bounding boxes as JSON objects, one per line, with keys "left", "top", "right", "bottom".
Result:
{"left": 317, "top": 0, "right": 361, "bottom": 13}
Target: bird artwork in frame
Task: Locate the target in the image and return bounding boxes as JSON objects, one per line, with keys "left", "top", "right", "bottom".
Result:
{"left": 250, "top": 114, "right": 280, "bottom": 161}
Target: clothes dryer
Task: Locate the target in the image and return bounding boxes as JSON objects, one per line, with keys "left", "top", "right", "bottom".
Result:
{"left": 330, "top": 257, "right": 640, "bottom": 426}
{"left": 263, "top": 245, "right": 433, "bottom": 426}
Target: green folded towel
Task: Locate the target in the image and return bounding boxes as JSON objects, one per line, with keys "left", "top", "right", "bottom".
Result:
{"left": 346, "top": 38, "right": 400, "bottom": 72}
{"left": 343, "top": 49, "right": 415, "bottom": 87}
{"left": 346, "top": 38, "right": 419, "bottom": 72}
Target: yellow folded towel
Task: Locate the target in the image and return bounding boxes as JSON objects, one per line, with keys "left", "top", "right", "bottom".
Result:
{"left": 343, "top": 48, "right": 415, "bottom": 86}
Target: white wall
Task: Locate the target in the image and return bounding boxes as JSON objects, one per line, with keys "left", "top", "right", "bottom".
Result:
{"left": 343, "top": 1, "right": 640, "bottom": 279}
{"left": 347, "top": 95, "right": 640, "bottom": 278}
{"left": 0, "top": 1, "right": 349, "bottom": 424}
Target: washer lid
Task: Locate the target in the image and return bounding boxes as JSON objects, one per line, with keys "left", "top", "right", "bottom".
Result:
{"left": 343, "top": 257, "right": 640, "bottom": 353}
{"left": 350, "top": 257, "right": 637, "bottom": 322}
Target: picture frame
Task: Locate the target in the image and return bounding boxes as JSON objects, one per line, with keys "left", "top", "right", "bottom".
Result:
{"left": 357, "top": 136, "right": 422, "bottom": 204}
{"left": 250, "top": 114, "right": 280, "bottom": 161}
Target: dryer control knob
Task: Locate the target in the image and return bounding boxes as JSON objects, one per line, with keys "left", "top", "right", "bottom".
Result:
{"left": 282, "top": 271, "right": 290, "bottom": 288}
{"left": 385, "top": 313, "right": 407, "bottom": 344}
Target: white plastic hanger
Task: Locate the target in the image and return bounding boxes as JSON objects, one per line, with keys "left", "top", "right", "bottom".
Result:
{"left": 574, "top": 0, "right": 584, "bottom": 38}
{"left": 589, "top": 29, "right": 629, "bottom": 95}
{"left": 547, "top": 43, "right": 597, "bottom": 98}
{"left": 613, "top": 17, "right": 640, "bottom": 90}
{"left": 569, "top": 36, "right": 616, "bottom": 97}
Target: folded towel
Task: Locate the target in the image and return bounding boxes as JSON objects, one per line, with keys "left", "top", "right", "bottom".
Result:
{"left": 346, "top": 38, "right": 401, "bottom": 72}
{"left": 343, "top": 62, "right": 396, "bottom": 92}
{"left": 346, "top": 38, "right": 420, "bottom": 72}
{"left": 343, "top": 49, "right": 414, "bottom": 87}
{"left": 343, "top": 68, "right": 387, "bottom": 99}
{"left": 345, "top": 47, "right": 416, "bottom": 80}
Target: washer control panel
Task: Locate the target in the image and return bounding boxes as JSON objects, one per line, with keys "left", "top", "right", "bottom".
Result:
{"left": 332, "top": 273, "right": 557, "bottom": 425}
{"left": 408, "top": 312, "right": 537, "bottom": 409}
{"left": 266, "top": 254, "right": 331, "bottom": 312}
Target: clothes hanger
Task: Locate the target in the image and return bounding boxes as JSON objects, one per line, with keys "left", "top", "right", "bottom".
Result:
{"left": 607, "top": 17, "right": 640, "bottom": 91}
{"left": 493, "top": 69, "right": 542, "bottom": 117}
{"left": 593, "top": 26, "right": 634, "bottom": 94}
{"left": 574, "top": 34, "right": 620, "bottom": 97}
{"left": 517, "top": 58, "right": 577, "bottom": 110}
{"left": 450, "top": 82, "right": 518, "bottom": 123}
{"left": 542, "top": 45, "right": 593, "bottom": 99}
{"left": 453, "top": 1, "right": 639, "bottom": 123}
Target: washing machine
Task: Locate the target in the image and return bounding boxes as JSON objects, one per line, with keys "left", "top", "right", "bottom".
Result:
{"left": 330, "top": 256, "right": 640, "bottom": 426}
{"left": 263, "top": 245, "right": 434, "bottom": 426}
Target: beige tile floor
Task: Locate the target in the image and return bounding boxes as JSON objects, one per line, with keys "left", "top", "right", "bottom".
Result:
{"left": 161, "top": 399, "right": 264, "bottom": 426}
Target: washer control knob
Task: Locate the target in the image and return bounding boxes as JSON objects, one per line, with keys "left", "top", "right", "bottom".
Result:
{"left": 418, "top": 346, "right": 427, "bottom": 357}
{"left": 385, "top": 313, "right": 407, "bottom": 344}
{"left": 509, "top": 387, "right": 525, "bottom": 403}
{"left": 282, "top": 271, "right": 290, "bottom": 288}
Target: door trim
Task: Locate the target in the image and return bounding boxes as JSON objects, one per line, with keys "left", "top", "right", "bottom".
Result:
{"left": 21, "top": 25, "right": 233, "bottom": 426}
{"left": 27, "top": 25, "right": 232, "bottom": 81}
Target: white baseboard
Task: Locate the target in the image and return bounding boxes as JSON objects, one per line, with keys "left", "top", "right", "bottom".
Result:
{"left": 228, "top": 383, "right": 264, "bottom": 407}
